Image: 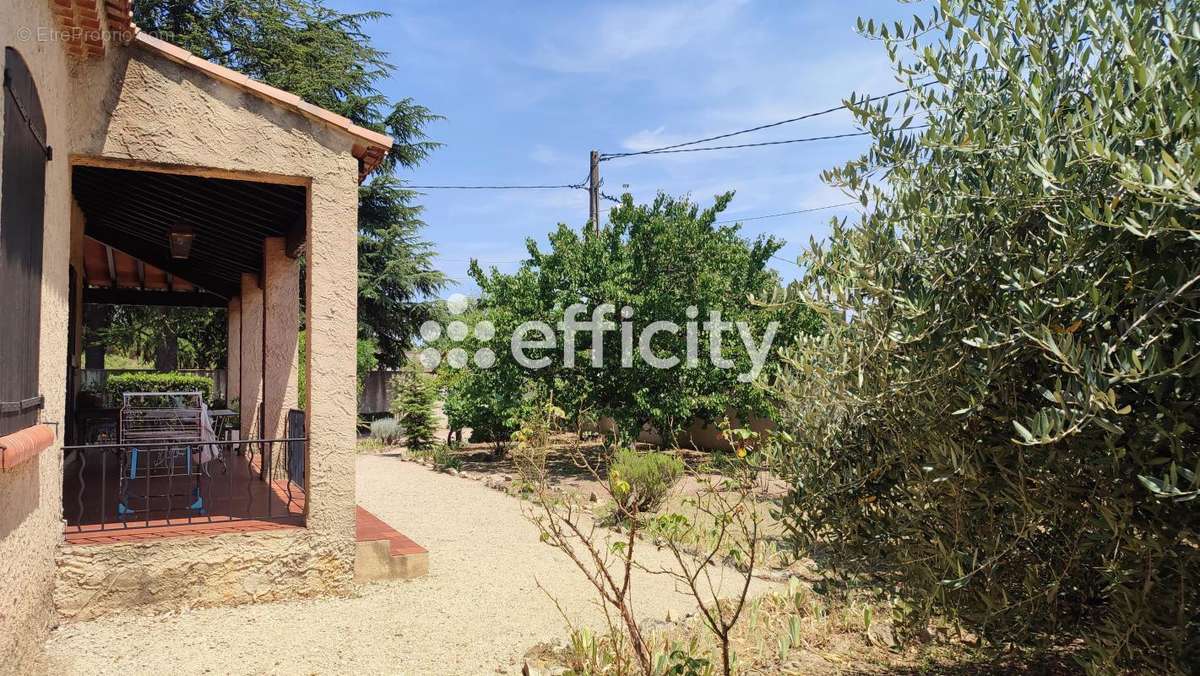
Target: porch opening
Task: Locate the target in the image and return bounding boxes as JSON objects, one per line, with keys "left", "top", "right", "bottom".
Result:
{"left": 64, "top": 161, "right": 310, "bottom": 539}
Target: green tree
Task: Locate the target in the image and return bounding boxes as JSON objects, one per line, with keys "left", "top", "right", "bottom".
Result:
{"left": 392, "top": 368, "right": 437, "bottom": 453}
{"left": 437, "top": 306, "right": 526, "bottom": 454}
{"left": 773, "top": 1, "right": 1200, "bottom": 670}
{"left": 462, "top": 192, "right": 812, "bottom": 446}
{"left": 133, "top": 0, "right": 446, "bottom": 367}
{"left": 95, "top": 305, "right": 226, "bottom": 370}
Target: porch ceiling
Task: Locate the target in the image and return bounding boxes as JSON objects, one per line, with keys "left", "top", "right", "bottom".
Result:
{"left": 83, "top": 236, "right": 196, "bottom": 291}
{"left": 73, "top": 165, "right": 307, "bottom": 299}
{"left": 80, "top": 236, "right": 232, "bottom": 307}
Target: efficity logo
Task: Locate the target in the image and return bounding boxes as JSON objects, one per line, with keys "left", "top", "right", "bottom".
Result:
{"left": 413, "top": 294, "right": 778, "bottom": 382}
{"left": 416, "top": 293, "right": 497, "bottom": 370}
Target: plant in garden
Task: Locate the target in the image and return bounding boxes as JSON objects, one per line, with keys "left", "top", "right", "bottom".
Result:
{"left": 369, "top": 417, "right": 403, "bottom": 445}
{"left": 608, "top": 448, "right": 684, "bottom": 515}
{"left": 425, "top": 444, "right": 462, "bottom": 472}
{"left": 518, "top": 397, "right": 766, "bottom": 675}
{"left": 104, "top": 372, "right": 215, "bottom": 403}
{"left": 773, "top": 1, "right": 1200, "bottom": 671}
{"left": 391, "top": 368, "right": 437, "bottom": 453}
{"left": 438, "top": 304, "right": 529, "bottom": 455}
{"left": 640, "top": 427, "right": 768, "bottom": 675}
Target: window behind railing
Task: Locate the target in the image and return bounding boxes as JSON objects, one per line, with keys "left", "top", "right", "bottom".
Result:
{"left": 0, "top": 47, "right": 49, "bottom": 436}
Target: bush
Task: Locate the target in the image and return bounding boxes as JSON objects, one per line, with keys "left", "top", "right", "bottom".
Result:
{"left": 391, "top": 369, "right": 437, "bottom": 452}
{"left": 369, "top": 417, "right": 403, "bottom": 445}
{"left": 442, "top": 362, "right": 522, "bottom": 455}
{"left": 774, "top": 2, "right": 1200, "bottom": 671}
{"left": 429, "top": 444, "right": 461, "bottom": 472}
{"left": 105, "top": 372, "right": 214, "bottom": 404}
{"left": 608, "top": 448, "right": 683, "bottom": 515}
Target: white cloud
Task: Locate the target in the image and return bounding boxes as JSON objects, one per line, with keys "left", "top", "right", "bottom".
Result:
{"left": 532, "top": 0, "right": 748, "bottom": 73}
{"left": 529, "top": 144, "right": 567, "bottom": 165}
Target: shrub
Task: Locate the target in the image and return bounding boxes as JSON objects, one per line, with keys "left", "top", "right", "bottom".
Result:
{"left": 429, "top": 444, "right": 461, "bottom": 472}
{"left": 391, "top": 369, "right": 437, "bottom": 452}
{"left": 774, "top": 2, "right": 1200, "bottom": 671}
{"left": 105, "top": 372, "right": 214, "bottom": 404}
{"left": 608, "top": 448, "right": 683, "bottom": 515}
{"left": 443, "top": 363, "right": 522, "bottom": 455}
{"left": 369, "top": 417, "right": 403, "bottom": 445}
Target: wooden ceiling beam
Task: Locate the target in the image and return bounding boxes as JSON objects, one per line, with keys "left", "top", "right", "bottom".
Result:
{"left": 104, "top": 245, "right": 117, "bottom": 288}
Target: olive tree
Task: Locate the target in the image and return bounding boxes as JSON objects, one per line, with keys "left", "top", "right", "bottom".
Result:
{"left": 773, "top": 0, "right": 1200, "bottom": 671}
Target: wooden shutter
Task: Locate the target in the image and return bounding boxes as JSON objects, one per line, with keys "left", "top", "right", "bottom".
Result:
{"left": 0, "top": 47, "right": 48, "bottom": 436}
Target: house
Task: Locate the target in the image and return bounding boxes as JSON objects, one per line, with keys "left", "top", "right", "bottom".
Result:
{"left": 1, "top": 3, "right": 423, "bottom": 672}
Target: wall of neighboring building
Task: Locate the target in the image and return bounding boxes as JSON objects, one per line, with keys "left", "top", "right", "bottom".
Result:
{"left": 54, "top": 45, "right": 361, "bottom": 617}
{"left": 0, "top": 2, "right": 77, "bottom": 672}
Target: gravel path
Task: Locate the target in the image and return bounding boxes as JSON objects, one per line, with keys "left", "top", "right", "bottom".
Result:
{"left": 42, "top": 454, "right": 779, "bottom": 675}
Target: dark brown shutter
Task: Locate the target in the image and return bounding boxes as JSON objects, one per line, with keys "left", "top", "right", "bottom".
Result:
{"left": 0, "top": 47, "right": 48, "bottom": 436}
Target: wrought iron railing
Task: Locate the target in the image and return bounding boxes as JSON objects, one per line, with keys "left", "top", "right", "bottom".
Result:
{"left": 286, "top": 409, "right": 305, "bottom": 486}
{"left": 62, "top": 437, "right": 305, "bottom": 532}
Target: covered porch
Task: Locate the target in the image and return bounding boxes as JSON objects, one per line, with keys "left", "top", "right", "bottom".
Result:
{"left": 45, "top": 28, "right": 411, "bottom": 621}
{"left": 63, "top": 160, "right": 309, "bottom": 537}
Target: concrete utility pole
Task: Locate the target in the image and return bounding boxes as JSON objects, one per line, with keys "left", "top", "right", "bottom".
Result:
{"left": 588, "top": 150, "right": 600, "bottom": 232}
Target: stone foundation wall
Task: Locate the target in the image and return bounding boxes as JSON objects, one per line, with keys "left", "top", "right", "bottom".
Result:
{"left": 55, "top": 530, "right": 354, "bottom": 621}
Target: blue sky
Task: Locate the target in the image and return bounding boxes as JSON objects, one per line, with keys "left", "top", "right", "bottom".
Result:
{"left": 329, "top": 0, "right": 920, "bottom": 295}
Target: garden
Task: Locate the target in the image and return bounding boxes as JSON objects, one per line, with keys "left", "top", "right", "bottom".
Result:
{"left": 355, "top": 1, "right": 1200, "bottom": 673}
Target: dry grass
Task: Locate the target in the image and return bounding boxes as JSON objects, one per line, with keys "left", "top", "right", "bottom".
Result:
{"left": 492, "top": 435, "right": 1083, "bottom": 675}
{"left": 530, "top": 576, "right": 1083, "bottom": 675}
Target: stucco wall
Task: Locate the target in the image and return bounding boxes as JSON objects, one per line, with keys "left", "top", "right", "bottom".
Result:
{"left": 54, "top": 45, "right": 361, "bottom": 616}
{"left": 0, "top": 13, "right": 363, "bottom": 652}
{"left": 240, "top": 272, "right": 265, "bottom": 439}
{"left": 262, "top": 236, "right": 299, "bottom": 443}
{"left": 1, "top": 3, "right": 77, "bottom": 672}
{"left": 226, "top": 297, "right": 241, "bottom": 403}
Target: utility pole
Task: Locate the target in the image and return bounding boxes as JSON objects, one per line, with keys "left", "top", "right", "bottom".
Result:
{"left": 588, "top": 150, "right": 600, "bottom": 232}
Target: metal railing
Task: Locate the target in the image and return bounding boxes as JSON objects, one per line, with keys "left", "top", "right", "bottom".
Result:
{"left": 286, "top": 408, "right": 305, "bottom": 486}
{"left": 62, "top": 436, "right": 305, "bottom": 532}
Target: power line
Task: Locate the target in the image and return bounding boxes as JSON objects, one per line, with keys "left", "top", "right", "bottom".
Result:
{"left": 600, "top": 83, "right": 922, "bottom": 160}
{"left": 406, "top": 182, "right": 587, "bottom": 190}
{"left": 603, "top": 124, "right": 929, "bottom": 158}
{"left": 714, "top": 201, "right": 859, "bottom": 225}
{"left": 437, "top": 257, "right": 524, "bottom": 264}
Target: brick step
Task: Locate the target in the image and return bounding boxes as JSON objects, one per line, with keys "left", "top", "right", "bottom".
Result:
{"left": 354, "top": 506, "right": 428, "bottom": 582}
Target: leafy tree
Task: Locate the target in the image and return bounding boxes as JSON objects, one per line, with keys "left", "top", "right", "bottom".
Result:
{"left": 462, "top": 192, "right": 813, "bottom": 446}
{"left": 442, "top": 349, "right": 525, "bottom": 454}
{"left": 773, "top": 1, "right": 1200, "bottom": 671}
{"left": 133, "top": 0, "right": 446, "bottom": 367}
{"left": 433, "top": 300, "right": 527, "bottom": 454}
{"left": 95, "top": 305, "right": 226, "bottom": 370}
